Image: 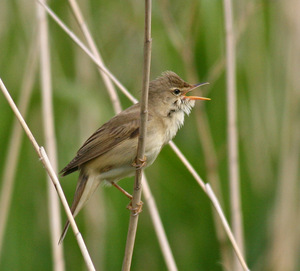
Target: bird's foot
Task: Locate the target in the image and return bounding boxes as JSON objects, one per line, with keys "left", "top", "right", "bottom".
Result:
{"left": 127, "top": 200, "right": 144, "bottom": 216}
{"left": 132, "top": 156, "right": 147, "bottom": 170}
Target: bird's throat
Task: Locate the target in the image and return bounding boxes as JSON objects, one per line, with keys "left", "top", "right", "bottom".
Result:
{"left": 164, "top": 98, "right": 195, "bottom": 142}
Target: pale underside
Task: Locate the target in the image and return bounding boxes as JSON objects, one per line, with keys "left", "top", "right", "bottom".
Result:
{"left": 58, "top": 75, "right": 197, "bottom": 243}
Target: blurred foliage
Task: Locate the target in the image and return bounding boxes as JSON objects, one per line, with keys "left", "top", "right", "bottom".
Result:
{"left": 1, "top": 0, "right": 299, "bottom": 270}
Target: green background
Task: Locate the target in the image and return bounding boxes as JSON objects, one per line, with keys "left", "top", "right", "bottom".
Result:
{"left": 0, "top": 0, "right": 299, "bottom": 270}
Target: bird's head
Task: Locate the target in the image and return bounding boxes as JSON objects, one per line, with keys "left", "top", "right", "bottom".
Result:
{"left": 149, "top": 71, "right": 210, "bottom": 116}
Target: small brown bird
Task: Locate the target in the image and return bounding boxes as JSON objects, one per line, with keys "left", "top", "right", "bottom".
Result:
{"left": 59, "top": 71, "right": 210, "bottom": 243}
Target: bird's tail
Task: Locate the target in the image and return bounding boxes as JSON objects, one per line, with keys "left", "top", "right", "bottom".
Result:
{"left": 58, "top": 171, "right": 100, "bottom": 244}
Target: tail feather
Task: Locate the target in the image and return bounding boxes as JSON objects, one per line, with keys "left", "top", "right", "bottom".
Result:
{"left": 58, "top": 171, "right": 100, "bottom": 244}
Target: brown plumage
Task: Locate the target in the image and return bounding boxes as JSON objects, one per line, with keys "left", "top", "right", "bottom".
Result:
{"left": 59, "top": 71, "right": 210, "bottom": 243}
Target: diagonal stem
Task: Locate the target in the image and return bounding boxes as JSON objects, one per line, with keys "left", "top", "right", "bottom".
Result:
{"left": 38, "top": 1, "right": 248, "bottom": 269}
{"left": 38, "top": 1, "right": 178, "bottom": 269}
{"left": 0, "top": 79, "right": 96, "bottom": 271}
{"left": 37, "top": 0, "right": 138, "bottom": 104}
{"left": 67, "top": 0, "right": 122, "bottom": 114}
{"left": 206, "top": 184, "right": 249, "bottom": 271}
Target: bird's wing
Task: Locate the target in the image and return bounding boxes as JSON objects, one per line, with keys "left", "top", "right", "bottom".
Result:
{"left": 61, "top": 105, "right": 143, "bottom": 176}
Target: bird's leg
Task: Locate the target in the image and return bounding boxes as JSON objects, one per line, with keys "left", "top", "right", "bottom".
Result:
{"left": 112, "top": 182, "right": 132, "bottom": 200}
{"left": 132, "top": 156, "right": 147, "bottom": 170}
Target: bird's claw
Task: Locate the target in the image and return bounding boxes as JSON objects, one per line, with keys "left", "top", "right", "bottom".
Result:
{"left": 132, "top": 156, "right": 147, "bottom": 170}
{"left": 127, "top": 200, "right": 144, "bottom": 216}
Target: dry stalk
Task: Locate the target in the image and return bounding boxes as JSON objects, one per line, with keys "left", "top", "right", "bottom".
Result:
{"left": 122, "top": 1, "right": 152, "bottom": 270}
{"left": 207, "top": 2, "right": 257, "bottom": 87}
{"left": 0, "top": 32, "right": 39, "bottom": 259}
{"left": 37, "top": 1, "right": 65, "bottom": 270}
{"left": 38, "top": 1, "right": 249, "bottom": 269}
{"left": 67, "top": 0, "right": 122, "bottom": 114}
{"left": 206, "top": 184, "right": 249, "bottom": 271}
{"left": 223, "top": 0, "right": 245, "bottom": 270}
{"left": 0, "top": 79, "right": 96, "bottom": 271}
{"left": 142, "top": 175, "right": 178, "bottom": 271}
{"left": 37, "top": 0, "right": 137, "bottom": 104}
{"left": 266, "top": 2, "right": 300, "bottom": 268}
{"left": 38, "top": 2, "right": 178, "bottom": 269}
{"left": 157, "top": 1, "right": 231, "bottom": 267}
{"left": 195, "top": 110, "right": 232, "bottom": 270}
{"left": 68, "top": 0, "right": 177, "bottom": 268}
{"left": 169, "top": 142, "right": 250, "bottom": 270}
{"left": 169, "top": 141, "right": 206, "bottom": 190}
{"left": 74, "top": 42, "right": 107, "bottom": 270}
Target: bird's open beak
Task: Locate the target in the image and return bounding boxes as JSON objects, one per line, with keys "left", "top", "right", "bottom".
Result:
{"left": 184, "top": 82, "right": 211, "bottom": 101}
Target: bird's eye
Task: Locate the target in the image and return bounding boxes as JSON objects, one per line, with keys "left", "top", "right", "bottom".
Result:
{"left": 173, "top": 89, "right": 181, "bottom": 95}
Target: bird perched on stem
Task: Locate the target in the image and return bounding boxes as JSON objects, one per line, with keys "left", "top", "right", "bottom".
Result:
{"left": 59, "top": 71, "right": 210, "bottom": 243}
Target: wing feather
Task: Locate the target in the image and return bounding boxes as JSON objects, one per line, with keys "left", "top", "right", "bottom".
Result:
{"left": 60, "top": 105, "right": 143, "bottom": 176}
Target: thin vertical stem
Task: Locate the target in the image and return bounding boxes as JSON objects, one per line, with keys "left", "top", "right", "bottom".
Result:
{"left": 122, "top": 0, "right": 152, "bottom": 270}
{"left": 37, "top": 2, "right": 65, "bottom": 270}
{"left": 37, "top": 2, "right": 248, "bottom": 269}
{"left": 0, "top": 32, "right": 39, "bottom": 260}
{"left": 37, "top": 2, "right": 178, "bottom": 269}
{"left": 267, "top": 3, "right": 300, "bottom": 268}
{"left": 223, "top": 0, "right": 245, "bottom": 269}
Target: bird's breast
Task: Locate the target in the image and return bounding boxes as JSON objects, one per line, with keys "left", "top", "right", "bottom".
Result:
{"left": 164, "top": 110, "right": 185, "bottom": 142}
{"left": 144, "top": 130, "right": 165, "bottom": 166}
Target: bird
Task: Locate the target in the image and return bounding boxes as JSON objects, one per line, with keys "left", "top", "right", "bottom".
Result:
{"left": 58, "top": 71, "right": 210, "bottom": 243}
